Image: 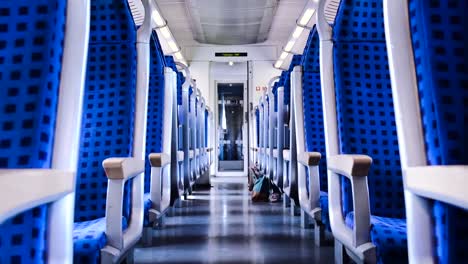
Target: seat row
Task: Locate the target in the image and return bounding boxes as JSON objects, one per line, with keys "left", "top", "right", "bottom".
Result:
{"left": 250, "top": 0, "right": 467, "bottom": 263}
{"left": 0, "top": 0, "right": 213, "bottom": 263}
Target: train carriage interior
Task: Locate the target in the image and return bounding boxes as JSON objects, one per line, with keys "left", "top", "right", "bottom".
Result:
{"left": 0, "top": 0, "right": 466, "bottom": 263}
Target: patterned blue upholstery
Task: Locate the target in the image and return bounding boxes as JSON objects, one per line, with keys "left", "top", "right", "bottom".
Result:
{"left": 301, "top": 29, "right": 327, "bottom": 193}
{"left": 145, "top": 32, "right": 166, "bottom": 193}
{"left": 143, "top": 193, "right": 152, "bottom": 227}
{"left": 255, "top": 109, "right": 260, "bottom": 147}
{"left": 319, "top": 193, "right": 330, "bottom": 231}
{"left": 346, "top": 212, "right": 407, "bottom": 263}
{"left": 73, "top": 217, "right": 128, "bottom": 263}
{"left": 283, "top": 55, "right": 302, "bottom": 106}
{"left": 409, "top": 0, "right": 468, "bottom": 263}
{"left": 272, "top": 81, "right": 279, "bottom": 112}
{"left": 143, "top": 33, "right": 166, "bottom": 226}
{"left": 0, "top": 0, "right": 66, "bottom": 262}
{"left": 333, "top": 1, "right": 406, "bottom": 262}
{"left": 74, "top": 0, "right": 136, "bottom": 262}
{"left": 205, "top": 109, "right": 209, "bottom": 146}
{"left": 300, "top": 28, "right": 329, "bottom": 230}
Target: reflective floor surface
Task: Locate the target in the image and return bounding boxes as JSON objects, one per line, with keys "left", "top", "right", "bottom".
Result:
{"left": 134, "top": 176, "right": 334, "bottom": 264}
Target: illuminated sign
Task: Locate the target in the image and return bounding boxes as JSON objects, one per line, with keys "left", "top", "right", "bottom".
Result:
{"left": 215, "top": 52, "right": 248, "bottom": 57}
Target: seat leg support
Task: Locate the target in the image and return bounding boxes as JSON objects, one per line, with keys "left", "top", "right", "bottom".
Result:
{"left": 301, "top": 210, "right": 313, "bottom": 229}
{"left": 141, "top": 227, "right": 152, "bottom": 246}
{"left": 283, "top": 195, "right": 291, "bottom": 208}
{"left": 314, "top": 221, "right": 325, "bottom": 247}
{"left": 291, "top": 201, "right": 301, "bottom": 216}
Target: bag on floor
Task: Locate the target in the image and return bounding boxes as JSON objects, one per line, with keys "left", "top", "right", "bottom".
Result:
{"left": 268, "top": 178, "right": 282, "bottom": 203}
{"left": 249, "top": 164, "right": 261, "bottom": 191}
{"left": 252, "top": 176, "right": 269, "bottom": 202}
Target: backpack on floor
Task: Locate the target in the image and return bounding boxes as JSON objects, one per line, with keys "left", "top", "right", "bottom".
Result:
{"left": 252, "top": 176, "right": 269, "bottom": 202}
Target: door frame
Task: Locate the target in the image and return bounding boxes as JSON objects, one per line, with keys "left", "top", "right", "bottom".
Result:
{"left": 214, "top": 80, "right": 248, "bottom": 176}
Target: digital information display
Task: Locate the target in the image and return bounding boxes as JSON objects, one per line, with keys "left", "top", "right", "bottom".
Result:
{"left": 215, "top": 52, "right": 248, "bottom": 57}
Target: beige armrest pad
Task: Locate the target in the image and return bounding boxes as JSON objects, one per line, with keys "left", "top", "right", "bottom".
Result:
{"left": 273, "top": 149, "right": 279, "bottom": 158}
{"left": 327, "top": 154, "right": 372, "bottom": 178}
{"left": 177, "top": 151, "right": 184, "bottom": 162}
{"left": 283, "top": 149, "right": 290, "bottom": 161}
{"left": 298, "top": 152, "right": 321, "bottom": 166}
{"left": 195, "top": 149, "right": 200, "bottom": 156}
{"left": 149, "top": 153, "right": 171, "bottom": 167}
{"left": 103, "top": 158, "right": 144, "bottom": 180}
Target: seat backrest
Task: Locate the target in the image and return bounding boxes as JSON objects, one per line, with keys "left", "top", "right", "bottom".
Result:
{"left": 144, "top": 32, "right": 166, "bottom": 193}
{"left": 0, "top": 0, "right": 67, "bottom": 261}
{"left": 300, "top": 28, "right": 327, "bottom": 192}
{"left": 284, "top": 55, "right": 303, "bottom": 107}
{"left": 333, "top": 0, "right": 404, "bottom": 218}
{"left": 409, "top": 0, "right": 468, "bottom": 262}
{"left": 75, "top": 0, "right": 136, "bottom": 222}
{"left": 273, "top": 81, "right": 280, "bottom": 112}
{"left": 255, "top": 108, "right": 260, "bottom": 147}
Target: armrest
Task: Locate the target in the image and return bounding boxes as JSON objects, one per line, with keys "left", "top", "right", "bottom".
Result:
{"left": 189, "top": 150, "right": 194, "bottom": 159}
{"left": 327, "top": 154, "right": 372, "bottom": 178}
{"left": 102, "top": 158, "right": 144, "bottom": 180}
{"left": 195, "top": 149, "right": 200, "bottom": 156}
{"left": 327, "top": 154, "right": 373, "bottom": 250}
{"left": 206, "top": 148, "right": 213, "bottom": 152}
{"left": 0, "top": 169, "right": 75, "bottom": 224}
{"left": 298, "top": 152, "right": 321, "bottom": 166}
{"left": 405, "top": 165, "right": 468, "bottom": 210}
{"left": 149, "top": 153, "right": 170, "bottom": 167}
{"left": 104, "top": 158, "right": 144, "bottom": 251}
{"left": 273, "top": 149, "right": 278, "bottom": 158}
{"left": 177, "top": 151, "right": 184, "bottom": 162}
{"left": 283, "top": 149, "right": 290, "bottom": 161}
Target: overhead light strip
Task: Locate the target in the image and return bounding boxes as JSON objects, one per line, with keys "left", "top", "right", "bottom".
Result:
{"left": 152, "top": 7, "right": 187, "bottom": 66}
{"left": 274, "top": 6, "right": 316, "bottom": 69}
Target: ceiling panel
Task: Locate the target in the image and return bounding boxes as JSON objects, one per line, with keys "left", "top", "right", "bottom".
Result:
{"left": 155, "top": 0, "right": 308, "bottom": 48}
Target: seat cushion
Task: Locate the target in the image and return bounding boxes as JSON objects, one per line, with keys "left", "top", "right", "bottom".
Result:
{"left": 319, "top": 192, "right": 330, "bottom": 231}
{"left": 144, "top": 193, "right": 153, "bottom": 227}
{"left": 73, "top": 217, "right": 128, "bottom": 263}
{"left": 345, "top": 212, "right": 408, "bottom": 264}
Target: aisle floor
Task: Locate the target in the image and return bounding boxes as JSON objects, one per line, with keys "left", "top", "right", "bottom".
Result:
{"left": 135, "top": 176, "right": 334, "bottom": 264}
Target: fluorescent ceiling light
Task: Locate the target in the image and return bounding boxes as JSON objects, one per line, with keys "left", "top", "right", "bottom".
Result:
{"left": 160, "top": 26, "right": 171, "bottom": 39}
{"left": 292, "top": 26, "right": 304, "bottom": 39}
{"left": 167, "top": 40, "right": 179, "bottom": 53}
{"left": 228, "top": 61, "right": 234, "bottom": 66}
{"left": 299, "top": 8, "right": 315, "bottom": 26}
{"left": 284, "top": 40, "right": 295, "bottom": 52}
{"left": 152, "top": 9, "right": 166, "bottom": 27}
{"left": 274, "top": 60, "right": 283, "bottom": 68}
{"left": 174, "top": 51, "right": 183, "bottom": 60}
{"left": 279, "top": 51, "right": 288, "bottom": 60}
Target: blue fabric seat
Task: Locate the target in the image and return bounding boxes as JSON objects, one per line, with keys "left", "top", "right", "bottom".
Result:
{"left": 73, "top": 0, "right": 136, "bottom": 262}
{"left": 332, "top": 1, "right": 407, "bottom": 263}
{"left": 345, "top": 212, "right": 407, "bottom": 262}
{"left": 0, "top": 0, "right": 67, "bottom": 262}
{"left": 143, "top": 32, "right": 166, "bottom": 227}
{"left": 319, "top": 192, "right": 329, "bottom": 229}
{"left": 73, "top": 217, "right": 129, "bottom": 263}
{"left": 300, "top": 28, "right": 329, "bottom": 230}
{"left": 144, "top": 193, "right": 153, "bottom": 227}
{"left": 408, "top": 0, "right": 468, "bottom": 263}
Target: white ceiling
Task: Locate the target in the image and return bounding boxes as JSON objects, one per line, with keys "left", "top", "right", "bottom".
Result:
{"left": 155, "top": 0, "right": 308, "bottom": 48}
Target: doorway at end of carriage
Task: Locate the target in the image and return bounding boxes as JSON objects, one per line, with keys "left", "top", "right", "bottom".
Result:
{"left": 214, "top": 81, "right": 248, "bottom": 177}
